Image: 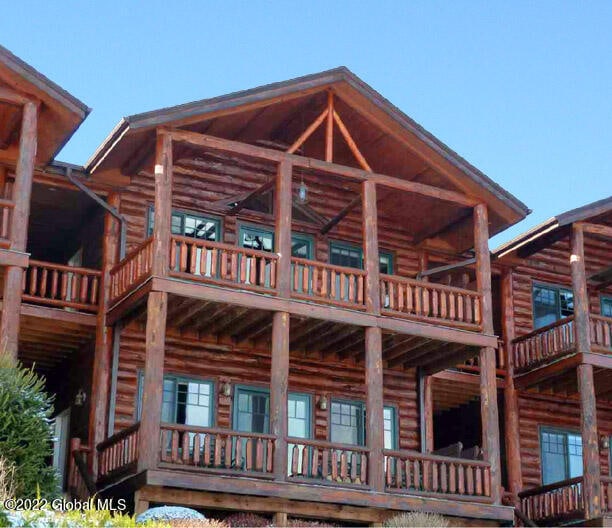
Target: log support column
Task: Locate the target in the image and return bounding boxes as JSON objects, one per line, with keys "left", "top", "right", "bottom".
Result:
{"left": 365, "top": 326, "right": 385, "bottom": 491}
{"left": 362, "top": 180, "right": 380, "bottom": 315}
{"left": 474, "top": 203, "right": 502, "bottom": 504}
{"left": 270, "top": 312, "right": 290, "bottom": 480}
{"left": 501, "top": 268, "right": 523, "bottom": 498}
{"left": 0, "top": 101, "right": 37, "bottom": 360}
{"left": 275, "top": 159, "right": 292, "bottom": 297}
{"left": 571, "top": 223, "right": 601, "bottom": 519}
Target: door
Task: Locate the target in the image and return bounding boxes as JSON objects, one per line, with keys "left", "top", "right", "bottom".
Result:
{"left": 52, "top": 408, "right": 70, "bottom": 490}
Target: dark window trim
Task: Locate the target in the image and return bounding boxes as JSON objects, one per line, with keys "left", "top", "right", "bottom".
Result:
{"left": 147, "top": 205, "right": 223, "bottom": 241}
{"left": 538, "top": 425, "right": 582, "bottom": 485}
{"left": 328, "top": 239, "right": 395, "bottom": 273}
{"left": 600, "top": 295, "right": 612, "bottom": 317}
{"left": 531, "top": 281, "right": 574, "bottom": 330}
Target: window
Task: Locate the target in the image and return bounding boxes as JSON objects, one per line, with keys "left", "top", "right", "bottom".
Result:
{"left": 329, "top": 241, "right": 394, "bottom": 273}
{"left": 602, "top": 297, "right": 612, "bottom": 318}
{"left": 291, "top": 233, "right": 314, "bottom": 259}
{"left": 137, "top": 372, "right": 213, "bottom": 428}
{"left": 540, "top": 428, "right": 582, "bottom": 485}
{"left": 329, "top": 399, "right": 397, "bottom": 449}
{"left": 239, "top": 225, "right": 314, "bottom": 259}
{"left": 148, "top": 208, "right": 221, "bottom": 241}
{"left": 532, "top": 284, "right": 574, "bottom": 329}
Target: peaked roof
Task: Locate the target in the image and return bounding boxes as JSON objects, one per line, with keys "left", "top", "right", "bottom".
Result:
{"left": 494, "top": 195, "right": 612, "bottom": 258}
{"left": 85, "top": 67, "right": 529, "bottom": 229}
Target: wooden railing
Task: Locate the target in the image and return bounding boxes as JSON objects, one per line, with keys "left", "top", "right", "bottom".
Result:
{"left": 68, "top": 438, "right": 95, "bottom": 500}
{"left": 383, "top": 449, "right": 492, "bottom": 500}
{"left": 591, "top": 315, "right": 612, "bottom": 352}
{"left": 0, "top": 198, "right": 14, "bottom": 247}
{"left": 513, "top": 316, "right": 575, "bottom": 372}
{"left": 109, "top": 237, "right": 153, "bottom": 303}
{"left": 159, "top": 424, "right": 275, "bottom": 476}
{"left": 287, "top": 438, "right": 369, "bottom": 486}
{"left": 22, "top": 260, "right": 101, "bottom": 312}
{"left": 602, "top": 476, "right": 612, "bottom": 513}
{"left": 519, "top": 477, "right": 584, "bottom": 523}
{"left": 169, "top": 236, "right": 278, "bottom": 294}
{"left": 380, "top": 275, "right": 482, "bottom": 330}
{"left": 97, "top": 423, "right": 140, "bottom": 482}
{"left": 290, "top": 258, "right": 365, "bottom": 309}
{"left": 460, "top": 344, "right": 506, "bottom": 372}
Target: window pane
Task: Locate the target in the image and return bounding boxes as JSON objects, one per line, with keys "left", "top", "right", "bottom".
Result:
{"left": 601, "top": 298, "right": 612, "bottom": 317}
{"left": 559, "top": 289, "right": 574, "bottom": 317}
{"left": 288, "top": 395, "right": 309, "bottom": 439}
{"left": 541, "top": 430, "right": 567, "bottom": 485}
{"left": 330, "top": 244, "right": 363, "bottom": 269}
{"left": 241, "top": 228, "right": 274, "bottom": 252}
{"left": 331, "top": 401, "right": 363, "bottom": 445}
{"left": 379, "top": 253, "right": 393, "bottom": 275}
{"left": 567, "top": 434, "right": 583, "bottom": 479}
{"left": 533, "top": 286, "right": 560, "bottom": 329}
{"left": 384, "top": 406, "right": 396, "bottom": 450}
{"left": 236, "top": 389, "right": 270, "bottom": 434}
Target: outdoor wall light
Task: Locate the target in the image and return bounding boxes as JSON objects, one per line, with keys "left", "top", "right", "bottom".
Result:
{"left": 318, "top": 395, "right": 328, "bottom": 411}
{"left": 297, "top": 178, "right": 308, "bottom": 204}
{"left": 221, "top": 382, "right": 232, "bottom": 397}
{"left": 601, "top": 436, "right": 610, "bottom": 450}
{"left": 74, "top": 388, "right": 87, "bottom": 407}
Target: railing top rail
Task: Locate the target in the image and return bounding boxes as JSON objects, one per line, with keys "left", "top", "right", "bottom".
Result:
{"left": 290, "top": 257, "right": 366, "bottom": 276}
{"left": 160, "top": 423, "right": 276, "bottom": 441}
{"left": 513, "top": 316, "right": 575, "bottom": 344}
{"left": 28, "top": 260, "right": 102, "bottom": 276}
{"left": 382, "top": 448, "right": 491, "bottom": 468}
{"left": 110, "top": 237, "right": 153, "bottom": 274}
{"left": 171, "top": 235, "right": 279, "bottom": 261}
{"left": 380, "top": 273, "right": 480, "bottom": 296}
{"left": 97, "top": 422, "right": 140, "bottom": 451}
{"left": 287, "top": 436, "right": 370, "bottom": 453}
{"left": 591, "top": 314, "right": 612, "bottom": 324}
{"left": 0, "top": 198, "right": 15, "bottom": 208}
{"left": 518, "top": 476, "right": 583, "bottom": 498}
{"left": 601, "top": 475, "right": 612, "bottom": 483}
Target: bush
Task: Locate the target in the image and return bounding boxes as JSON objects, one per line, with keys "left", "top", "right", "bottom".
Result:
{"left": 169, "top": 520, "right": 228, "bottom": 528}
{"left": 0, "top": 456, "right": 16, "bottom": 503}
{"left": 0, "top": 357, "right": 58, "bottom": 499}
{"left": 225, "top": 512, "right": 270, "bottom": 527}
{"left": 287, "top": 520, "right": 336, "bottom": 527}
{"left": 136, "top": 506, "right": 205, "bottom": 524}
{"left": 0, "top": 507, "right": 170, "bottom": 527}
{"left": 383, "top": 512, "right": 450, "bottom": 528}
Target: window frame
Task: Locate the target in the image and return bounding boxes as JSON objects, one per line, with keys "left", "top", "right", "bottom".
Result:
{"left": 329, "top": 398, "right": 365, "bottom": 446}
{"left": 136, "top": 370, "right": 215, "bottom": 428}
{"left": 538, "top": 425, "right": 583, "bottom": 485}
{"left": 147, "top": 206, "right": 223, "bottom": 241}
{"left": 328, "top": 240, "right": 395, "bottom": 274}
{"left": 383, "top": 404, "right": 399, "bottom": 450}
{"left": 531, "top": 281, "right": 574, "bottom": 330}
{"left": 291, "top": 232, "right": 315, "bottom": 260}
{"left": 238, "top": 224, "right": 275, "bottom": 253}
{"left": 600, "top": 295, "right": 612, "bottom": 318}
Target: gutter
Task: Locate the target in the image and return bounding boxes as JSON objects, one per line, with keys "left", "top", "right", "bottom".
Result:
{"left": 64, "top": 166, "right": 127, "bottom": 258}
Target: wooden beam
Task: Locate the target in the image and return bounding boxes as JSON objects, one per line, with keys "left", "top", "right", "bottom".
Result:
{"left": 362, "top": 180, "right": 380, "bottom": 314}
{"left": 287, "top": 108, "right": 328, "bottom": 155}
{"left": 424, "top": 374, "right": 434, "bottom": 453}
{"left": 333, "top": 109, "right": 372, "bottom": 171}
{"left": 417, "top": 257, "right": 476, "bottom": 280}
{"left": 578, "top": 363, "right": 602, "bottom": 519}
{"left": 137, "top": 291, "right": 168, "bottom": 471}
{"left": 166, "top": 129, "right": 479, "bottom": 207}
{"left": 365, "top": 326, "right": 384, "bottom": 491}
{"left": 577, "top": 221, "right": 612, "bottom": 239}
{"left": 0, "top": 86, "right": 33, "bottom": 106}
{"left": 275, "top": 160, "right": 292, "bottom": 297}
{"left": 325, "top": 91, "right": 334, "bottom": 162}
{"left": 0, "top": 108, "right": 21, "bottom": 149}
{"left": 320, "top": 195, "right": 361, "bottom": 235}
{"left": 473, "top": 203, "right": 502, "bottom": 505}
{"left": 152, "top": 132, "right": 173, "bottom": 277}
{"left": 229, "top": 179, "right": 275, "bottom": 215}
{"left": 571, "top": 224, "right": 591, "bottom": 356}
{"left": 270, "top": 312, "right": 290, "bottom": 481}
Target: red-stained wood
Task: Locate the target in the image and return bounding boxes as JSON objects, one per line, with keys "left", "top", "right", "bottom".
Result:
{"left": 152, "top": 132, "right": 173, "bottom": 276}
{"left": 424, "top": 374, "right": 434, "bottom": 453}
{"left": 270, "top": 312, "right": 289, "bottom": 480}
{"left": 473, "top": 203, "right": 502, "bottom": 505}
{"left": 362, "top": 180, "right": 380, "bottom": 314}
{"left": 275, "top": 160, "right": 292, "bottom": 297}
{"left": 365, "top": 326, "right": 384, "bottom": 491}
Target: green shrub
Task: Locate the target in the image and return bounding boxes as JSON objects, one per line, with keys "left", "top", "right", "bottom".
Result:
{"left": 383, "top": 512, "right": 450, "bottom": 528}
{"left": 225, "top": 512, "right": 270, "bottom": 527}
{"left": 0, "top": 356, "right": 58, "bottom": 498}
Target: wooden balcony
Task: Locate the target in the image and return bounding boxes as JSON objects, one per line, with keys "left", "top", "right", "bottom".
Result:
{"left": 95, "top": 422, "right": 495, "bottom": 506}
{"left": 512, "top": 315, "right": 612, "bottom": 374}
{"left": 518, "top": 476, "right": 612, "bottom": 525}
{"left": 108, "top": 236, "right": 484, "bottom": 335}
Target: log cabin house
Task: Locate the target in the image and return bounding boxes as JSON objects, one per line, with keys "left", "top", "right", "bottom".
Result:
{"left": 495, "top": 198, "right": 612, "bottom": 526}
{"left": 0, "top": 44, "right": 555, "bottom": 525}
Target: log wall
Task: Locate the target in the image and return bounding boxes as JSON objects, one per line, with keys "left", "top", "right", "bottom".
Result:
{"left": 113, "top": 322, "right": 420, "bottom": 451}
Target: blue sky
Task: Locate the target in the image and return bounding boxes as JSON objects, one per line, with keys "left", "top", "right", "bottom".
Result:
{"left": 2, "top": 1, "right": 611, "bottom": 246}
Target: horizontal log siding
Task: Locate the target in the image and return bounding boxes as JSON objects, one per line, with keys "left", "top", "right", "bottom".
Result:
{"left": 511, "top": 238, "right": 612, "bottom": 339}
{"left": 113, "top": 323, "right": 419, "bottom": 451}
{"left": 517, "top": 392, "right": 612, "bottom": 489}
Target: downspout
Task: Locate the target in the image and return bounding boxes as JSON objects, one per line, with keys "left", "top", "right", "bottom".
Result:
{"left": 65, "top": 166, "right": 127, "bottom": 258}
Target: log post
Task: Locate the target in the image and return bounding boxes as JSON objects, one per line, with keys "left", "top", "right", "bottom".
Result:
{"left": 571, "top": 224, "right": 601, "bottom": 519}
{"left": 275, "top": 160, "right": 292, "bottom": 297}
{"left": 473, "top": 203, "right": 502, "bottom": 504}
{"left": 137, "top": 291, "right": 168, "bottom": 472}
{"left": 501, "top": 267, "right": 523, "bottom": 498}
{"left": 270, "top": 311, "right": 290, "bottom": 480}
{"left": 365, "top": 326, "right": 384, "bottom": 491}
{"left": 0, "top": 101, "right": 37, "bottom": 360}
{"left": 88, "top": 193, "right": 120, "bottom": 479}
{"left": 152, "top": 131, "right": 173, "bottom": 276}
{"left": 362, "top": 180, "right": 380, "bottom": 314}
{"left": 423, "top": 374, "right": 434, "bottom": 453}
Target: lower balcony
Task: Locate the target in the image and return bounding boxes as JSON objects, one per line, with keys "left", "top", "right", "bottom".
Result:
{"left": 518, "top": 476, "right": 612, "bottom": 525}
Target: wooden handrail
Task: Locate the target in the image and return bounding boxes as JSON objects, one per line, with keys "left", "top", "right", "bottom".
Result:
{"left": 28, "top": 259, "right": 101, "bottom": 276}
{"left": 383, "top": 448, "right": 490, "bottom": 468}
{"left": 161, "top": 423, "right": 276, "bottom": 441}
{"left": 380, "top": 274, "right": 478, "bottom": 296}
{"left": 513, "top": 316, "right": 575, "bottom": 344}
{"left": 291, "top": 257, "right": 366, "bottom": 277}
{"left": 0, "top": 198, "right": 15, "bottom": 208}
{"left": 97, "top": 422, "right": 140, "bottom": 451}
{"left": 287, "top": 436, "right": 370, "bottom": 453}
{"left": 518, "top": 476, "right": 583, "bottom": 498}
{"left": 109, "top": 237, "right": 153, "bottom": 274}
{"left": 171, "top": 235, "right": 279, "bottom": 261}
